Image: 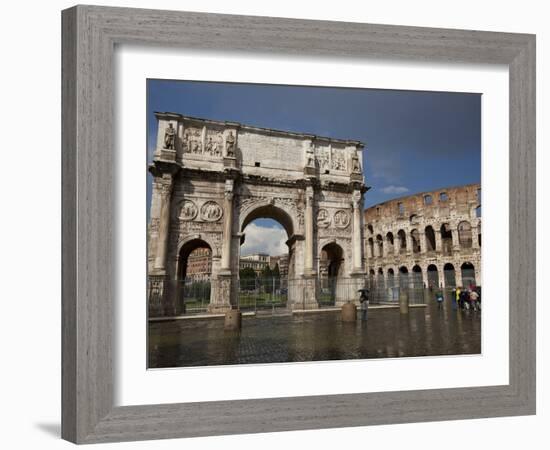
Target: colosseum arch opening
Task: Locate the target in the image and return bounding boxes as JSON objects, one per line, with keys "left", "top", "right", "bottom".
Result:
{"left": 444, "top": 263, "right": 456, "bottom": 287}
{"left": 458, "top": 221, "right": 473, "bottom": 248}
{"left": 386, "top": 232, "right": 394, "bottom": 254}
{"left": 425, "top": 225, "right": 436, "bottom": 252}
{"left": 440, "top": 223, "right": 453, "bottom": 255}
{"left": 399, "top": 266, "right": 409, "bottom": 288}
{"left": 412, "top": 264, "right": 423, "bottom": 288}
{"left": 397, "top": 229, "right": 407, "bottom": 254}
{"left": 461, "top": 262, "right": 476, "bottom": 288}
{"left": 427, "top": 264, "right": 439, "bottom": 289}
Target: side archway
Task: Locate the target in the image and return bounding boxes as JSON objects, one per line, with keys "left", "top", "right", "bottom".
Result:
{"left": 320, "top": 242, "right": 345, "bottom": 306}
{"left": 175, "top": 238, "right": 213, "bottom": 314}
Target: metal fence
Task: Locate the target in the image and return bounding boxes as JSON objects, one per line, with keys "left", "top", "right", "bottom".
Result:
{"left": 237, "top": 277, "right": 288, "bottom": 313}
{"left": 148, "top": 275, "right": 448, "bottom": 317}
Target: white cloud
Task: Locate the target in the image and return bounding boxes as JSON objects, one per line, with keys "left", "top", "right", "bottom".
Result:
{"left": 380, "top": 185, "right": 409, "bottom": 195}
{"left": 241, "top": 223, "right": 287, "bottom": 256}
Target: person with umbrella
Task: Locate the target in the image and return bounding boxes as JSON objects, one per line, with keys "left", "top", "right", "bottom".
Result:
{"left": 359, "top": 288, "right": 369, "bottom": 320}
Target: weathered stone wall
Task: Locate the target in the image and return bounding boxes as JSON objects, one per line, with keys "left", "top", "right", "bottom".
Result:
{"left": 364, "top": 183, "right": 481, "bottom": 289}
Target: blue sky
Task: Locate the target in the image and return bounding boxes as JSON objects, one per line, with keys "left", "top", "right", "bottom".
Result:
{"left": 147, "top": 79, "right": 480, "bottom": 255}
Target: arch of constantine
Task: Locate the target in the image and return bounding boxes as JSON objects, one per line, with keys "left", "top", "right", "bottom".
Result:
{"left": 148, "top": 113, "right": 367, "bottom": 316}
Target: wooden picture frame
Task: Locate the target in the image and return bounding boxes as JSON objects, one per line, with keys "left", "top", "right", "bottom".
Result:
{"left": 61, "top": 5, "right": 536, "bottom": 443}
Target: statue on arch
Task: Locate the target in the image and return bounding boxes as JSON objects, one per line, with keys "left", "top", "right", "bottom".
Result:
{"left": 164, "top": 123, "right": 176, "bottom": 150}
{"left": 225, "top": 131, "right": 236, "bottom": 157}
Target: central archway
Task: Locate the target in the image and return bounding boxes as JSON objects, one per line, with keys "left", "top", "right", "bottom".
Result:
{"left": 239, "top": 203, "right": 296, "bottom": 310}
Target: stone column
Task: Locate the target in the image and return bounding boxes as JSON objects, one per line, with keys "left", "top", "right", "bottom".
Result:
{"left": 153, "top": 173, "right": 174, "bottom": 273}
{"left": 475, "top": 266, "right": 482, "bottom": 287}
{"left": 209, "top": 179, "right": 235, "bottom": 314}
{"left": 220, "top": 179, "right": 235, "bottom": 272}
{"left": 438, "top": 264, "right": 446, "bottom": 288}
{"left": 419, "top": 231, "right": 426, "bottom": 254}
{"left": 451, "top": 227, "right": 460, "bottom": 251}
{"left": 405, "top": 232, "right": 413, "bottom": 254}
{"left": 394, "top": 237, "right": 400, "bottom": 256}
{"left": 472, "top": 226, "right": 480, "bottom": 250}
{"left": 455, "top": 268, "right": 463, "bottom": 288}
{"left": 352, "top": 190, "right": 363, "bottom": 272}
{"left": 304, "top": 185, "right": 315, "bottom": 275}
{"left": 421, "top": 267, "right": 429, "bottom": 289}
{"left": 366, "top": 241, "right": 373, "bottom": 259}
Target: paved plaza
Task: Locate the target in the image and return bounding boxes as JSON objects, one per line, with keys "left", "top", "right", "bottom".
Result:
{"left": 148, "top": 300, "right": 481, "bottom": 368}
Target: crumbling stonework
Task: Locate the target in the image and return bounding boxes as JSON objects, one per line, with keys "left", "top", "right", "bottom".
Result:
{"left": 364, "top": 184, "right": 481, "bottom": 292}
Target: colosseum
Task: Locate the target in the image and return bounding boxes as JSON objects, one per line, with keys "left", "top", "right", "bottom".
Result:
{"left": 364, "top": 183, "right": 481, "bottom": 302}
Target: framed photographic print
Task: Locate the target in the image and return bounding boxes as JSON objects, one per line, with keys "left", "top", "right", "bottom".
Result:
{"left": 62, "top": 5, "right": 535, "bottom": 444}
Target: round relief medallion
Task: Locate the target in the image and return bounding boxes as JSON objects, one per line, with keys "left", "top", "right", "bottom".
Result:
{"left": 200, "top": 201, "right": 223, "bottom": 221}
{"left": 179, "top": 200, "right": 198, "bottom": 221}
{"left": 333, "top": 210, "right": 350, "bottom": 228}
{"left": 317, "top": 208, "right": 331, "bottom": 228}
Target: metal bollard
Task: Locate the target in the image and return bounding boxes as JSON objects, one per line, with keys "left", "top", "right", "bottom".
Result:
{"left": 341, "top": 302, "right": 357, "bottom": 322}
{"left": 399, "top": 289, "right": 409, "bottom": 314}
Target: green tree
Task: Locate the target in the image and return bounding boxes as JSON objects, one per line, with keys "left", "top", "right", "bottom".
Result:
{"left": 239, "top": 267, "right": 256, "bottom": 279}
{"left": 259, "top": 265, "right": 272, "bottom": 291}
{"left": 239, "top": 267, "right": 257, "bottom": 290}
{"left": 261, "top": 264, "right": 273, "bottom": 279}
{"left": 272, "top": 263, "right": 281, "bottom": 289}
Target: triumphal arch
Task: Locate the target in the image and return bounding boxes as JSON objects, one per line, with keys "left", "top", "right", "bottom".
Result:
{"left": 148, "top": 112, "right": 367, "bottom": 316}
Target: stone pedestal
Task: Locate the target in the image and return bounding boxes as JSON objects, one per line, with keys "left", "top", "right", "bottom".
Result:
{"left": 159, "top": 147, "right": 177, "bottom": 162}
{"left": 224, "top": 309, "right": 242, "bottom": 331}
{"left": 207, "top": 274, "right": 233, "bottom": 313}
{"left": 293, "top": 275, "right": 319, "bottom": 310}
{"left": 223, "top": 156, "right": 237, "bottom": 169}
{"left": 399, "top": 289, "right": 409, "bottom": 314}
{"left": 147, "top": 273, "right": 167, "bottom": 317}
{"left": 341, "top": 302, "right": 357, "bottom": 322}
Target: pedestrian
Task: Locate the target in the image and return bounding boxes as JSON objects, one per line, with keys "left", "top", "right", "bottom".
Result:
{"left": 470, "top": 289, "right": 480, "bottom": 311}
{"left": 455, "top": 287, "right": 462, "bottom": 309}
{"left": 476, "top": 287, "right": 482, "bottom": 311}
{"left": 460, "top": 289, "right": 469, "bottom": 310}
{"left": 451, "top": 287, "right": 457, "bottom": 310}
{"left": 360, "top": 289, "right": 369, "bottom": 320}
{"left": 435, "top": 290, "right": 444, "bottom": 310}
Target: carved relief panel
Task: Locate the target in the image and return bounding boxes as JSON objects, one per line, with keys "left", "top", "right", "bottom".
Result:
{"left": 200, "top": 201, "right": 223, "bottom": 222}
{"left": 317, "top": 208, "right": 331, "bottom": 228}
{"left": 204, "top": 128, "right": 224, "bottom": 157}
{"left": 334, "top": 210, "right": 350, "bottom": 228}
{"left": 182, "top": 126, "right": 203, "bottom": 154}
{"left": 331, "top": 148, "right": 347, "bottom": 172}
{"left": 179, "top": 200, "right": 198, "bottom": 221}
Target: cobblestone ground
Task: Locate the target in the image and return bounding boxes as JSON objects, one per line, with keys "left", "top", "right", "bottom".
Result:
{"left": 148, "top": 300, "right": 481, "bottom": 368}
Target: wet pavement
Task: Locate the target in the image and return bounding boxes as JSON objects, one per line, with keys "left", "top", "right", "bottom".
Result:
{"left": 148, "top": 300, "right": 481, "bottom": 368}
